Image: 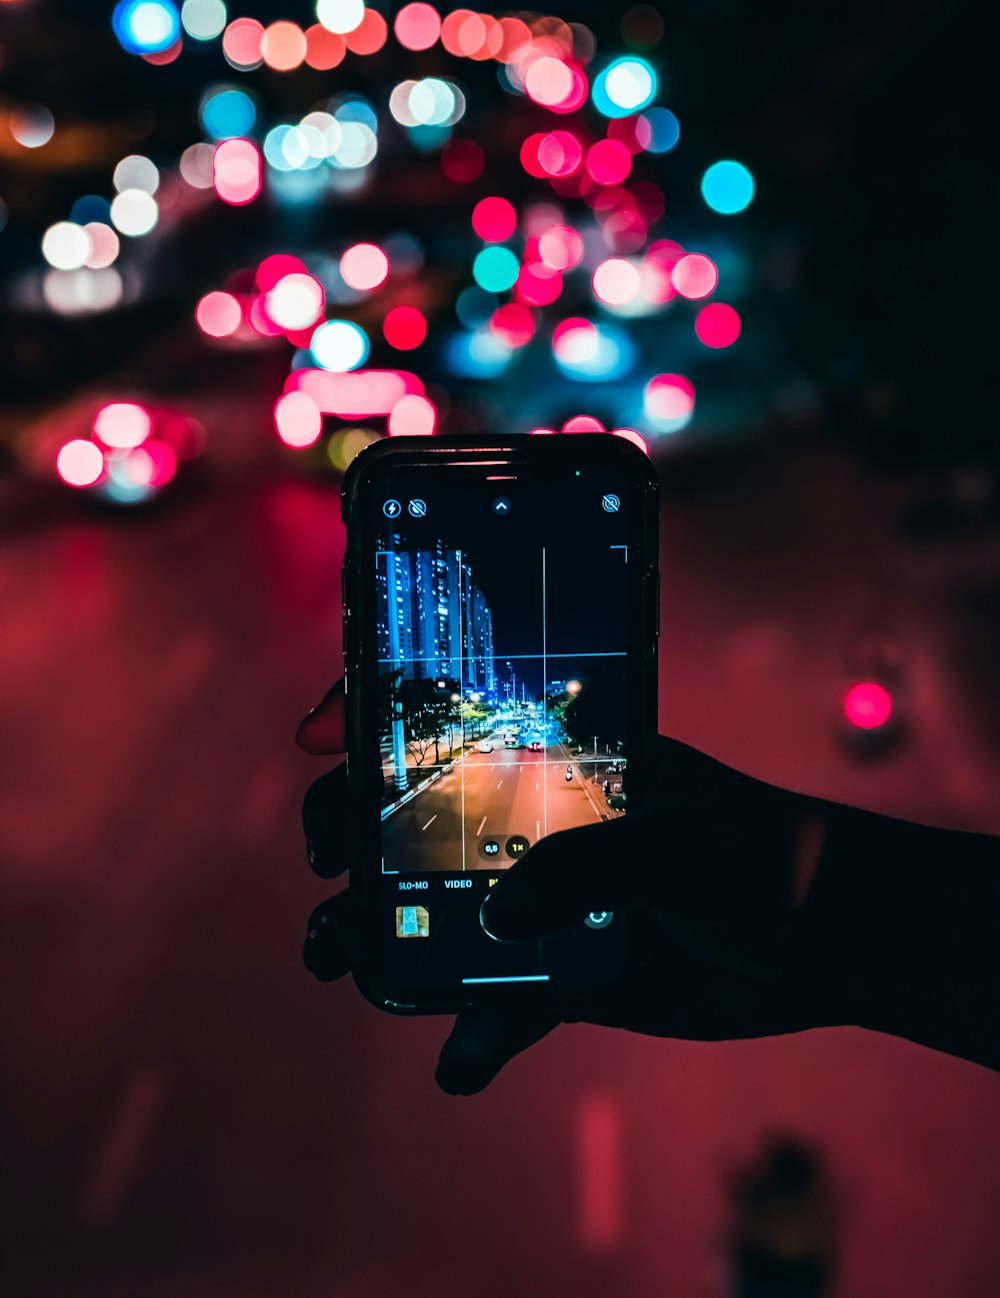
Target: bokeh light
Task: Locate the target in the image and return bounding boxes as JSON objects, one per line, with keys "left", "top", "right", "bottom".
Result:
{"left": 109, "top": 189, "right": 159, "bottom": 236}
{"left": 472, "top": 196, "right": 517, "bottom": 242}
{"left": 83, "top": 223, "right": 120, "bottom": 269}
{"left": 212, "top": 138, "right": 262, "bottom": 205}
{"left": 42, "top": 222, "right": 91, "bottom": 271}
{"left": 388, "top": 393, "right": 436, "bottom": 436}
{"left": 562, "top": 415, "right": 605, "bottom": 432}
{"left": 196, "top": 290, "right": 242, "bottom": 337}
{"left": 261, "top": 20, "right": 307, "bottom": 71}
{"left": 441, "top": 138, "right": 484, "bottom": 183}
{"left": 222, "top": 16, "right": 264, "bottom": 68}
{"left": 93, "top": 402, "right": 153, "bottom": 448}
{"left": 316, "top": 0, "right": 365, "bottom": 35}
{"left": 585, "top": 138, "right": 632, "bottom": 184}
{"left": 274, "top": 391, "right": 323, "bottom": 447}
{"left": 180, "top": 142, "right": 215, "bottom": 188}
{"left": 643, "top": 373, "right": 695, "bottom": 431}
{"left": 538, "top": 224, "right": 583, "bottom": 270}
{"left": 343, "top": 8, "right": 387, "bottom": 54}
{"left": 181, "top": 0, "right": 227, "bottom": 41}
{"left": 113, "top": 155, "right": 159, "bottom": 194}
{"left": 200, "top": 88, "right": 256, "bottom": 139}
{"left": 671, "top": 252, "right": 718, "bottom": 299}
{"left": 311, "top": 320, "right": 370, "bottom": 370}
{"left": 56, "top": 440, "right": 105, "bottom": 488}
{"left": 592, "top": 56, "right": 656, "bottom": 118}
{"left": 701, "top": 159, "right": 754, "bottom": 214}
{"left": 695, "top": 302, "right": 741, "bottom": 347}
{"left": 491, "top": 303, "right": 535, "bottom": 347}
{"left": 640, "top": 106, "right": 680, "bottom": 153}
{"left": 593, "top": 257, "right": 642, "bottom": 306}
{"left": 266, "top": 273, "right": 325, "bottom": 330}
{"left": 305, "top": 24, "right": 346, "bottom": 68}
{"left": 844, "top": 682, "right": 893, "bottom": 729}
{"left": 394, "top": 3, "right": 441, "bottom": 51}
{"left": 340, "top": 243, "right": 390, "bottom": 290}
{"left": 113, "top": 1, "right": 181, "bottom": 54}
{"left": 383, "top": 305, "right": 427, "bottom": 350}
{"left": 9, "top": 104, "right": 55, "bottom": 148}
{"left": 473, "top": 246, "right": 519, "bottom": 292}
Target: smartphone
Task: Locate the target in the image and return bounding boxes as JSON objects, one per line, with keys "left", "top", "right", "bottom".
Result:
{"left": 341, "top": 434, "right": 659, "bottom": 1013}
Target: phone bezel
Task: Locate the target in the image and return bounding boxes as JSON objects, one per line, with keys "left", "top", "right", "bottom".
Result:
{"left": 341, "top": 434, "right": 659, "bottom": 1014}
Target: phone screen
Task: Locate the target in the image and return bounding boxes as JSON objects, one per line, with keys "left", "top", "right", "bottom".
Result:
{"left": 361, "top": 455, "right": 651, "bottom": 1004}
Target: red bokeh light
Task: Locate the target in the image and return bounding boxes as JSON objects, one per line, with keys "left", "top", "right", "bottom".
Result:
{"left": 383, "top": 305, "right": 428, "bottom": 350}
{"left": 644, "top": 374, "right": 695, "bottom": 422}
{"left": 607, "top": 116, "right": 647, "bottom": 155}
{"left": 672, "top": 253, "right": 718, "bottom": 300}
{"left": 344, "top": 8, "right": 388, "bottom": 54}
{"left": 515, "top": 263, "right": 563, "bottom": 307}
{"left": 196, "top": 291, "right": 242, "bottom": 338}
{"left": 261, "top": 19, "right": 306, "bottom": 70}
{"left": 592, "top": 258, "right": 641, "bottom": 306}
{"left": 538, "top": 224, "right": 583, "bottom": 271}
{"left": 844, "top": 682, "right": 893, "bottom": 729}
{"left": 304, "top": 24, "right": 346, "bottom": 69}
{"left": 562, "top": 415, "right": 605, "bottom": 433}
{"left": 695, "top": 302, "right": 741, "bottom": 348}
{"left": 611, "top": 428, "right": 649, "bottom": 454}
{"left": 142, "top": 34, "right": 182, "bottom": 65}
{"left": 524, "top": 56, "right": 574, "bottom": 106}
{"left": 441, "top": 138, "right": 484, "bottom": 183}
{"left": 490, "top": 303, "right": 535, "bottom": 347}
{"left": 472, "top": 196, "right": 517, "bottom": 242}
{"left": 222, "top": 17, "right": 264, "bottom": 66}
{"left": 586, "top": 139, "right": 632, "bottom": 185}
{"left": 340, "top": 242, "right": 390, "bottom": 291}
{"left": 389, "top": 394, "right": 436, "bottom": 436}
{"left": 537, "top": 129, "right": 584, "bottom": 177}
{"left": 144, "top": 441, "right": 178, "bottom": 486}
{"left": 552, "top": 316, "right": 596, "bottom": 360}
{"left": 255, "top": 253, "right": 307, "bottom": 292}
{"left": 394, "top": 2, "right": 441, "bottom": 50}
{"left": 440, "top": 8, "right": 475, "bottom": 55}
{"left": 274, "top": 391, "right": 323, "bottom": 448}
{"left": 519, "top": 133, "right": 549, "bottom": 179}
{"left": 56, "top": 439, "right": 104, "bottom": 487}
{"left": 213, "top": 138, "right": 262, "bottom": 207}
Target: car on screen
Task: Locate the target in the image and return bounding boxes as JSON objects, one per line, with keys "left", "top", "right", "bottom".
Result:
{"left": 477, "top": 739, "right": 494, "bottom": 753}
{"left": 528, "top": 739, "right": 543, "bottom": 751}
{"left": 503, "top": 735, "right": 520, "bottom": 749}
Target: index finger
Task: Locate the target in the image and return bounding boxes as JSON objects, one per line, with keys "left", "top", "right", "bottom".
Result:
{"left": 297, "top": 678, "right": 346, "bottom": 756}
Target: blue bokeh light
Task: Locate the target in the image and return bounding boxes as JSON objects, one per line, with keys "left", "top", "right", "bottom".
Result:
{"left": 701, "top": 160, "right": 755, "bottom": 214}
{"left": 592, "top": 57, "right": 657, "bottom": 119}
{"left": 201, "top": 88, "right": 257, "bottom": 141}
{"left": 112, "top": 1, "right": 181, "bottom": 55}
{"left": 642, "top": 107, "right": 680, "bottom": 154}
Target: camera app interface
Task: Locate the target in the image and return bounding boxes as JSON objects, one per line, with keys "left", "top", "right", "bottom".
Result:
{"left": 374, "top": 464, "right": 632, "bottom": 995}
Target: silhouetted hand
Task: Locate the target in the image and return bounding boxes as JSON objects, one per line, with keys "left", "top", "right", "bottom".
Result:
{"left": 298, "top": 679, "right": 847, "bottom": 1094}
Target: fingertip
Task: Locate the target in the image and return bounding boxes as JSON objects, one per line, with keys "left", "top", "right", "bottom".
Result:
{"left": 297, "top": 680, "right": 347, "bottom": 755}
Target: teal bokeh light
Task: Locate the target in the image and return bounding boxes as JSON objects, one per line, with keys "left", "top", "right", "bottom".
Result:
{"left": 473, "top": 246, "right": 519, "bottom": 293}
{"left": 701, "top": 160, "right": 755, "bottom": 214}
{"left": 592, "top": 57, "right": 657, "bottom": 119}
{"left": 200, "top": 89, "right": 257, "bottom": 140}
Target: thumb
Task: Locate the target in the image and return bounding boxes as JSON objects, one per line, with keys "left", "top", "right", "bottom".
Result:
{"left": 480, "top": 816, "right": 637, "bottom": 941}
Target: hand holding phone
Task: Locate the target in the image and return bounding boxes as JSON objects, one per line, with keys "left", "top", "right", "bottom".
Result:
{"left": 301, "top": 702, "right": 829, "bottom": 1093}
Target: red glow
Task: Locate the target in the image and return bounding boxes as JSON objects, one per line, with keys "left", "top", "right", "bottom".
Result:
{"left": 593, "top": 257, "right": 641, "bottom": 306}
{"left": 441, "top": 138, "right": 484, "bottom": 183}
{"left": 274, "top": 391, "right": 323, "bottom": 448}
{"left": 586, "top": 139, "right": 632, "bottom": 185}
{"left": 388, "top": 394, "right": 436, "bottom": 436}
{"left": 288, "top": 369, "right": 424, "bottom": 417}
{"left": 341, "top": 243, "right": 390, "bottom": 291}
{"left": 576, "top": 1092, "right": 624, "bottom": 1250}
{"left": 645, "top": 374, "right": 695, "bottom": 422}
{"left": 538, "top": 224, "right": 583, "bottom": 271}
{"left": 552, "top": 317, "right": 596, "bottom": 360}
{"left": 394, "top": 2, "right": 441, "bottom": 50}
{"left": 56, "top": 439, "right": 104, "bottom": 487}
{"left": 255, "top": 254, "right": 307, "bottom": 292}
{"left": 612, "top": 428, "right": 649, "bottom": 454}
{"left": 144, "top": 441, "right": 178, "bottom": 486}
{"left": 142, "top": 34, "right": 182, "bottom": 65}
{"left": 519, "top": 133, "right": 549, "bottom": 179}
{"left": 601, "top": 209, "right": 648, "bottom": 256}
{"left": 212, "top": 138, "right": 261, "bottom": 207}
{"left": 305, "top": 23, "right": 346, "bottom": 69}
{"left": 562, "top": 415, "right": 605, "bottom": 433}
{"left": 529, "top": 427, "right": 558, "bottom": 435}
{"left": 196, "top": 291, "right": 241, "bottom": 338}
{"left": 248, "top": 295, "right": 285, "bottom": 336}
{"left": 383, "top": 305, "right": 427, "bottom": 350}
{"left": 344, "top": 8, "right": 388, "bottom": 54}
{"left": 222, "top": 17, "right": 264, "bottom": 67}
{"left": 93, "top": 403, "right": 152, "bottom": 449}
{"left": 496, "top": 16, "right": 531, "bottom": 62}
{"left": 515, "top": 263, "right": 562, "bottom": 307}
{"left": 695, "top": 303, "right": 741, "bottom": 348}
{"left": 631, "top": 181, "right": 666, "bottom": 224}
{"left": 457, "top": 13, "right": 502, "bottom": 60}
{"left": 261, "top": 20, "right": 306, "bottom": 70}
{"left": 490, "top": 303, "right": 535, "bottom": 347}
{"left": 607, "top": 116, "right": 647, "bottom": 155}
{"left": 440, "top": 8, "right": 475, "bottom": 55}
{"left": 472, "top": 196, "right": 517, "bottom": 242}
{"left": 844, "top": 682, "right": 892, "bottom": 729}
{"left": 672, "top": 253, "right": 718, "bottom": 300}
{"left": 538, "top": 129, "right": 584, "bottom": 177}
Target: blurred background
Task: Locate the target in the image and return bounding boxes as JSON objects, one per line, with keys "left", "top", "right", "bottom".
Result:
{"left": 1, "top": 0, "right": 998, "bottom": 1294}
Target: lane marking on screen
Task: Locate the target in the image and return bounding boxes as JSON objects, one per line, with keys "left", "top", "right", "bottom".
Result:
{"left": 497, "top": 779, "right": 503, "bottom": 788}
{"left": 477, "top": 815, "right": 487, "bottom": 835}
{"left": 421, "top": 815, "right": 437, "bottom": 832}
{"left": 461, "top": 974, "right": 551, "bottom": 984}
